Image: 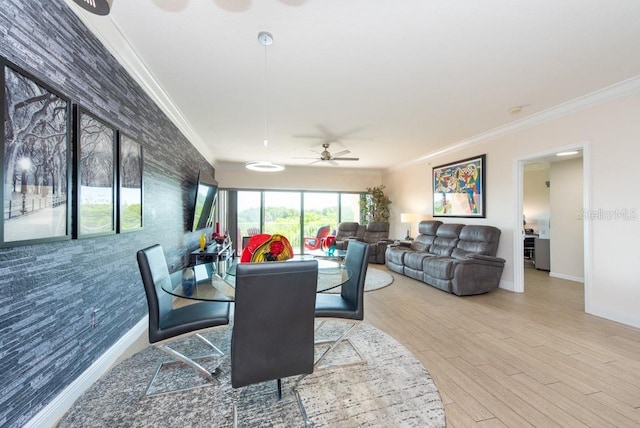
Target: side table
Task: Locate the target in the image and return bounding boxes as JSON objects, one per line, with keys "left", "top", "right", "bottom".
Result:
{"left": 190, "top": 241, "right": 234, "bottom": 266}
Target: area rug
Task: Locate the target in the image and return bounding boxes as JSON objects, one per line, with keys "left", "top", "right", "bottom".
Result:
{"left": 58, "top": 322, "right": 444, "bottom": 427}
{"left": 323, "top": 267, "right": 394, "bottom": 294}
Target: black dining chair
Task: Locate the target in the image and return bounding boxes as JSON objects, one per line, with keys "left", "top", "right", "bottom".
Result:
{"left": 231, "top": 260, "right": 318, "bottom": 428}
{"left": 314, "top": 239, "right": 370, "bottom": 368}
{"left": 137, "top": 244, "right": 230, "bottom": 396}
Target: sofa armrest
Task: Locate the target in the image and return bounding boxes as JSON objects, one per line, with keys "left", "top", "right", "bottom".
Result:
{"left": 451, "top": 256, "right": 505, "bottom": 295}
{"left": 390, "top": 240, "right": 411, "bottom": 248}
{"left": 370, "top": 240, "right": 393, "bottom": 264}
{"left": 466, "top": 254, "right": 506, "bottom": 265}
{"left": 453, "top": 257, "right": 505, "bottom": 269}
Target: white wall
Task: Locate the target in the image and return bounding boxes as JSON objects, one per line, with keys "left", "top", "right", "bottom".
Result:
{"left": 383, "top": 89, "right": 640, "bottom": 328}
{"left": 550, "top": 158, "right": 584, "bottom": 281}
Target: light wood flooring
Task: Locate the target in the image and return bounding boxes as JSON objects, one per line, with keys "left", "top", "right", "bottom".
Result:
{"left": 364, "top": 265, "right": 640, "bottom": 427}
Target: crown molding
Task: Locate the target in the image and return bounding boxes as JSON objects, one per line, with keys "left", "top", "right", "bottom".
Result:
{"left": 64, "top": 1, "right": 214, "bottom": 164}
{"left": 390, "top": 74, "right": 640, "bottom": 172}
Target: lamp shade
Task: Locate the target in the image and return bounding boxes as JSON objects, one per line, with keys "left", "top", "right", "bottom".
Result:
{"left": 400, "top": 213, "right": 417, "bottom": 223}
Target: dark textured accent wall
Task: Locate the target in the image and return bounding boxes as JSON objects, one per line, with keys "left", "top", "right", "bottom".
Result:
{"left": 0, "top": 1, "right": 215, "bottom": 426}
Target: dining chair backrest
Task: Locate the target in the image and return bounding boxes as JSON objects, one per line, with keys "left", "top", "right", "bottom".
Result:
{"left": 341, "top": 240, "right": 370, "bottom": 320}
{"left": 136, "top": 244, "right": 174, "bottom": 343}
{"left": 231, "top": 260, "right": 319, "bottom": 389}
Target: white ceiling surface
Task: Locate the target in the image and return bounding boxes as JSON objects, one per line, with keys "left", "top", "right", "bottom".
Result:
{"left": 68, "top": 0, "right": 640, "bottom": 170}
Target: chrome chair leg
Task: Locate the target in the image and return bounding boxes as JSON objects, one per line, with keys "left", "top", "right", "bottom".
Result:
{"left": 314, "top": 321, "right": 366, "bottom": 369}
{"left": 232, "top": 389, "right": 239, "bottom": 428}
{"left": 233, "top": 376, "right": 313, "bottom": 427}
{"left": 195, "top": 333, "right": 225, "bottom": 357}
{"left": 292, "top": 373, "right": 313, "bottom": 427}
{"left": 145, "top": 333, "right": 225, "bottom": 397}
{"left": 157, "top": 344, "right": 219, "bottom": 381}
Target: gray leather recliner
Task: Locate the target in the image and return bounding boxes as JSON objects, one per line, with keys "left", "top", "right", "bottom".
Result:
{"left": 386, "top": 221, "right": 505, "bottom": 295}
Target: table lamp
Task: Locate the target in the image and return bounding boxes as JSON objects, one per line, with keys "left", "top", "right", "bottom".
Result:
{"left": 400, "top": 213, "right": 418, "bottom": 239}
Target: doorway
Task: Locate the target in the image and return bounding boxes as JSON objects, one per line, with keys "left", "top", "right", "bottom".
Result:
{"left": 514, "top": 142, "right": 591, "bottom": 312}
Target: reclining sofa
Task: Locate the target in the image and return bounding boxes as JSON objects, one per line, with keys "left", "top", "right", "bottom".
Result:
{"left": 386, "top": 220, "right": 505, "bottom": 295}
{"left": 334, "top": 221, "right": 392, "bottom": 264}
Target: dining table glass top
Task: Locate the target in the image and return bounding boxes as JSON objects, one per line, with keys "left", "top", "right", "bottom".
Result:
{"left": 161, "top": 255, "right": 351, "bottom": 303}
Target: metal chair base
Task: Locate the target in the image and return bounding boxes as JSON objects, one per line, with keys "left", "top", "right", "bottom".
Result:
{"left": 314, "top": 320, "right": 366, "bottom": 369}
{"left": 145, "top": 333, "right": 224, "bottom": 397}
{"left": 232, "top": 374, "right": 313, "bottom": 428}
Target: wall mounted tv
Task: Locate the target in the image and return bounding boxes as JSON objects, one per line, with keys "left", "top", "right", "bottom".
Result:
{"left": 191, "top": 171, "right": 218, "bottom": 232}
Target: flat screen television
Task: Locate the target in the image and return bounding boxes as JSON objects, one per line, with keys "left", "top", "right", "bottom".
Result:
{"left": 191, "top": 171, "right": 218, "bottom": 232}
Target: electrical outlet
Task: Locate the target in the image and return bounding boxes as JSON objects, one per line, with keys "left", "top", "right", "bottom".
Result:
{"left": 91, "top": 308, "right": 101, "bottom": 329}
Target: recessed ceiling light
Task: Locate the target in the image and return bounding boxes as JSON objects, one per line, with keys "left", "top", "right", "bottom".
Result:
{"left": 245, "top": 161, "right": 285, "bottom": 172}
{"left": 556, "top": 151, "right": 579, "bottom": 157}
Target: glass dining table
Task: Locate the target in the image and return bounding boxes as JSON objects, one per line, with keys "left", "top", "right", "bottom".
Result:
{"left": 161, "top": 255, "right": 351, "bottom": 303}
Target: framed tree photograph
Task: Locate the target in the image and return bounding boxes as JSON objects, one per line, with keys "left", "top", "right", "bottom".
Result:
{"left": 117, "top": 133, "right": 143, "bottom": 232}
{"left": 1, "top": 57, "right": 72, "bottom": 247}
{"left": 433, "top": 154, "right": 486, "bottom": 218}
{"left": 73, "top": 105, "right": 116, "bottom": 238}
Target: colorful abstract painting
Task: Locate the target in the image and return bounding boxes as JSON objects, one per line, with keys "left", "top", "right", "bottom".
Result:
{"left": 433, "top": 154, "right": 485, "bottom": 218}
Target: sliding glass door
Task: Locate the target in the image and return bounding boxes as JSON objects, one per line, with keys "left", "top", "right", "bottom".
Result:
{"left": 303, "top": 193, "right": 338, "bottom": 254}
{"left": 237, "top": 191, "right": 261, "bottom": 254}
{"left": 264, "top": 191, "right": 302, "bottom": 253}
{"left": 340, "top": 193, "right": 361, "bottom": 223}
{"left": 231, "top": 189, "right": 361, "bottom": 256}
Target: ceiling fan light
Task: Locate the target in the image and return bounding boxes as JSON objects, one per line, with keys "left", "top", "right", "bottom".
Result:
{"left": 72, "top": 0, "right": 113, "bottom": 15}
{"left": 245, "top": 161, "right": 285, "bottom": 172}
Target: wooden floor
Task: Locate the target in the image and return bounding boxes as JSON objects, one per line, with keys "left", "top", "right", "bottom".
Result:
{"left": 364, "top": 265, "right": 640, "bottom": 427}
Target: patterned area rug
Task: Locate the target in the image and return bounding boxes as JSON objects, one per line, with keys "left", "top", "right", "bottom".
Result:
{"left": 322, "top": 266, "right": 394, "bottom": 294}
{"left": 58, "top": 322, "right": 444, "bottom": 427}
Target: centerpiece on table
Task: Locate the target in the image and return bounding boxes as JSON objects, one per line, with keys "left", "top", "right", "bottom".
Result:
{"left": 241, "top": 233, "right": 293, "bottom": 262}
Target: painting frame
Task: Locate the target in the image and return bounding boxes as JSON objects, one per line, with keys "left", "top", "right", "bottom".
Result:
{"left": 73, "top": 105, "right": 117, "bottom": 239}
{"left": 117, "top": 132, "right": 143, "bottom": 233}
{"left": 432, "top": 154, "right": 486, "bottom": 218}
{"left": 1, "top": 56, "right": 72, "bottom": 247}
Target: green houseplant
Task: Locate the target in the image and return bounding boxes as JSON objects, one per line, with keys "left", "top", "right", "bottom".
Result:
{"left": 359, "top": 185, "right": 391, "bottom": 223}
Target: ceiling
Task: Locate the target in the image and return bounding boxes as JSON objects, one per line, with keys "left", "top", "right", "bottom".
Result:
{"left": 66, "top": 0, "right": 640, "bottom": 171}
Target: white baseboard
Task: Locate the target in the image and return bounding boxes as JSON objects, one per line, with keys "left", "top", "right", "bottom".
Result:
{"left": 549, "top": 272, "right": 584, "bottom": 283}
{"left": 24, "top": 316, "right": 148, "bottom": 428}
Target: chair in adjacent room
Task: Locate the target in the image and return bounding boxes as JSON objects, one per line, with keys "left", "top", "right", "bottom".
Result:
{"left": 303, "top": 225, "right": 331, "bottom": 251}
{"left": 231, "top": 260, "right": 318, "bottom": 427}
{"left": 314, "top": 240, "right": 370, "bottom": 368}
{"left": 137, "top": 244, "right": 231, "bottom": 396}
{"left": 524, "top": 236, "right": 536, "bottom": 266}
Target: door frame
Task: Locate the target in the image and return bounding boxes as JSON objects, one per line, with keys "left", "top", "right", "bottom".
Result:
{"left": 512, "top": 141, "right": 592, "bottom": 312}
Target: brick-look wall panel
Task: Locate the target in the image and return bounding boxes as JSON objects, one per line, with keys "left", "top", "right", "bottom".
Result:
{"left": 0, "top": 1, "right": 215, "bottom": 426}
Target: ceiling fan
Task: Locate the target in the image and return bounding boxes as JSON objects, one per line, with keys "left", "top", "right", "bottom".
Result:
{"left": 296, "top": 143, "right": 360, "bottom": 166}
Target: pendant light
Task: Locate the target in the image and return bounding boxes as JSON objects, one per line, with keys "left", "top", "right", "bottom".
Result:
{"left": 258, "top": 31, "right": 273, "bottom": 147}
{"left": 71, "top": 0, "right": 113, "bottom": 15}
{"left": 245, "top": 31, "right": 284, "bottom": 172}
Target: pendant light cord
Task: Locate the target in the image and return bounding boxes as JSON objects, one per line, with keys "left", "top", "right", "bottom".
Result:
{"left": 263, "top": 40, "right": 268, "bottom": 146}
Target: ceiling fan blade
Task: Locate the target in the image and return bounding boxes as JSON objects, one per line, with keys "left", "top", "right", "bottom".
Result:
{"left": 331, "top": 150, "right": 350, "bottom": 158}
{"left": 308, "top": 159, "right": 322, "bottom": 165}
{"left": 328, "top": 160, "right": 339, "bottom": 166}
{"left": 293, "top": 156, "right": 320, "bottom": 160}
{"left": 332, "top": 157, "right": 359, "bottom": 161}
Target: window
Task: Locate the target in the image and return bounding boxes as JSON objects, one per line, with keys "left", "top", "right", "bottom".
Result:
{"left": 226, "top": 189, "right": 361, "bottom": 255}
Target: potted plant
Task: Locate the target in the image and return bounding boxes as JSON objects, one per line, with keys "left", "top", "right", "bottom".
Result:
{"left": 359, "top": 185, "right": 391, "bottom": 223}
